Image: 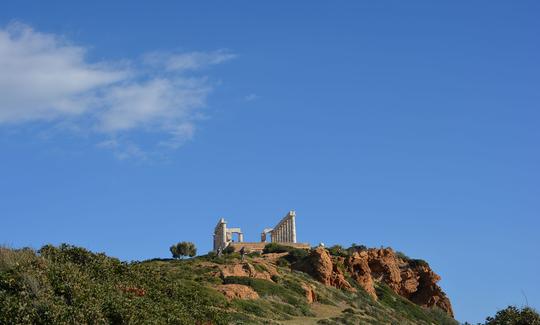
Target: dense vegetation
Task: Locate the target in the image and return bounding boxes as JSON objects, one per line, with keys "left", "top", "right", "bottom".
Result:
{"left": 0, "top": 244, "right": 228, "bottom": 324}
{"left": 2, "top": 243, "right": 524, "bottom": 324}
{"left": 476, "top": 305, "right": 540, "bottom": 325}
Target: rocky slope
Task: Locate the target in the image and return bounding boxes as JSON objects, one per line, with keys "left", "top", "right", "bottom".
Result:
{"left": 292, "top": 247, "right": 453, "bottom": 317}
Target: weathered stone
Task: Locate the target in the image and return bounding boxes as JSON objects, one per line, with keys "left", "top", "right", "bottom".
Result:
{"left": 292, "top": 247, "right": 355, "bottom": 292}
{"left": 345, "top": 251, "right": 377, "bottom": 300}
{"left": 301, "top": 283, "right": 317, "bottom": 304}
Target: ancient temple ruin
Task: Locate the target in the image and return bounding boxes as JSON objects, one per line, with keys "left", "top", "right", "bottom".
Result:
{"left": 213, "top": 210, "right": 309, "bottom": 252}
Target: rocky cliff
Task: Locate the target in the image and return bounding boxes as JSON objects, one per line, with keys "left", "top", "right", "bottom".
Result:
{"left": 293, "top": 247, "right": 454, "bottom": 317}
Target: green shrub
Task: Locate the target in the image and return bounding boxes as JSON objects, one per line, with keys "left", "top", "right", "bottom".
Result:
{"left": 327, "top": 245, "right": 348, "bottom": 257}
{"left": 284, "top": 248, "right": 308, "bottom": 263}
{"left": 263, "top": 243, "right": 291, "bottom": 254}
{"left": 395, "top": 251, "right": 410, "bottom": 260}
{"left": 410, "top": 259, "right": 429, "bottom": 268}
{"left": 346, "top": 243, "right": 367, "bottom": 255}
{"left": 483, "top": 305, "right": 540, "bottom": 325}
{"left": 276, "top": 257, "right": 290, "bottom": 267}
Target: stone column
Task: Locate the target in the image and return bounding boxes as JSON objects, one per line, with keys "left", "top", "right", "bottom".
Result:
{"left": 223, "top": 224, "right": 227, "bottom": 248}
{"left": 239, "top": 233, "right": 244, "bottom": 242}
{"left": 291, "top": 215, "right": 296, "bottom": 243}
{"left": 288, "top": 220, "right": 292, "bottom": 242}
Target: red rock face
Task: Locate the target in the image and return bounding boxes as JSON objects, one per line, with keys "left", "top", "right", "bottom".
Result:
{"left": 293, "top": 247, "right": 356, "bottom": 292}
{"left": 216, "top": 284, "right": 259, "bottom": 300}
{"left": 301, "top": 283, "right": 317, "bottom": 304}
{"left": 345, "top": 251, "right": 377, "bottom": 299}
{"left": 293, "top": 247, "right": 454, "bottom": 317}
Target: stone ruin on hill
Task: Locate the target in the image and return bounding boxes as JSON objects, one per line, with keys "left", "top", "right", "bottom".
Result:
{"left": 213, "top": 210, "right": 310, "bottom": 252}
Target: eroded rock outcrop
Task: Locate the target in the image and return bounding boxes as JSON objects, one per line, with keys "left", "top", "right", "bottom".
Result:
{"left": 292, "top": 247, "right": 453, "bottom": 317}
{"left": 345, "top": 251, "right": 377, "bottom": 299}
{"left": 292, "top": 247, "right": 356, "bottom": 292}
{"left": 216, "top": 284, "right": 259, "bottom": 300}
{"left": 301, "top": 283, "right": 317, "bottom": 304}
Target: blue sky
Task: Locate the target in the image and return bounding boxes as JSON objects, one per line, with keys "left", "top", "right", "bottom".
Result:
{"left": 1, "top": 1, "right": 539, "bottom": 322}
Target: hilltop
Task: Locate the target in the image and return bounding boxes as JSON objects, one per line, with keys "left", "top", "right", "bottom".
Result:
{"left": 0, "top": 244, "right": 457, "bottom": 324}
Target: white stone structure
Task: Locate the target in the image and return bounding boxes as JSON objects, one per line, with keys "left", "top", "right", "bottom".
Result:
{"left": 267, "top": 210, "right": 297, "bottom": 243}
{"left": 213, "top": 218, "right": 244, "bottom": 252}
{"left": 213, "top": 210, "right": 299, "bottom": 252}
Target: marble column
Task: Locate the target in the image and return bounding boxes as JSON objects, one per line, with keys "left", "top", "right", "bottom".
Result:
{"left": 291, "top": 216, "right": 296, "bottom": 243}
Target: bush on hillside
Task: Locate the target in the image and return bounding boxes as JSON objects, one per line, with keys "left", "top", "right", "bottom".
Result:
{"left": 263, "top": 243, "right": 291, "bottom": 254}
{"left": 395, "top": 251, "right": 411, "bottom": 260}
{"left": 409, "top": 259, "right": 429, "bottom": 268}
{"left": 483, "top": 306, "right": 540, "bottom": 325}
{"left": 223, "top": 245, "right": 236, "bottom": 254}
{"left": 0, "top": 244, "right": 229, "bottom": 324}
{"left": 347, "top": 243, "right": 367, "bottom": 255}
{"left": 263, "top": 243, "right": 308, "bottom": 264}
{"left": 328, "top": 245, "right": 348, "bottom": 257}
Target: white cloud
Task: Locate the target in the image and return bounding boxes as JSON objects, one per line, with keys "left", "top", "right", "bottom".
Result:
{"left": 0, "top": 23, "right": 234, "bottom": 156}
{"left": 143, "top": 50, "right": 236, "bottom": 71}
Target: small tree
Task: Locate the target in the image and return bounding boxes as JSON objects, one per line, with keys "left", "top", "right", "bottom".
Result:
{"left": 170, "top": 245, "right": 179, "bottom": 259}
{"left": 170, "top": 241, "right": 197, "bottom": 259}
{"left": 483, "top": 306, "right": 540, "bottom": 325}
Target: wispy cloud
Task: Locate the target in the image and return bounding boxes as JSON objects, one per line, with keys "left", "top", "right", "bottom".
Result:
{"left": 144, "top": 50, "right": 236, "bottom": 71}
{"left": 0, "top": 22, "right": 235, "bottom": 158}
{"left": 243, "top": 93, "right": 259, "bottom": 102}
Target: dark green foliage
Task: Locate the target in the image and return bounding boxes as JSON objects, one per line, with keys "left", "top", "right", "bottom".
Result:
{"left": 482, "top": 306, "right": 540, "bottom": 325}
{"left": 262, "top": 243, "right": 291, "bottom": 254}
{"left": 263, "top": 243, "right": 309, "bottom": 265}
{"left": 223, "top": 245, "right": 235, "bottom": 254}
{"left": 327, "top": 245, "right": 348, "bottom": 257}
{"left": 346, "top": 243, "right": 367, "bottom": 255}
{"left": 410, "top": 259, "right": 429, "bottom": 268}
{"left": 284, "top": 248, "right": 309, "bottom": 263}
{"left": 395, "top": 251, "right": 411, "bottom": 260}
{"left": 276, "top": 257, "right": 290, "bottom": 267}
{"left": 0, "top": 245, "right": 228, "bottom": 325}
{"left": 170, "top": 241, "right": 197, "bottom": 259}
{"left": 395, "top": 250, "right": 429, "bottom": 268}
